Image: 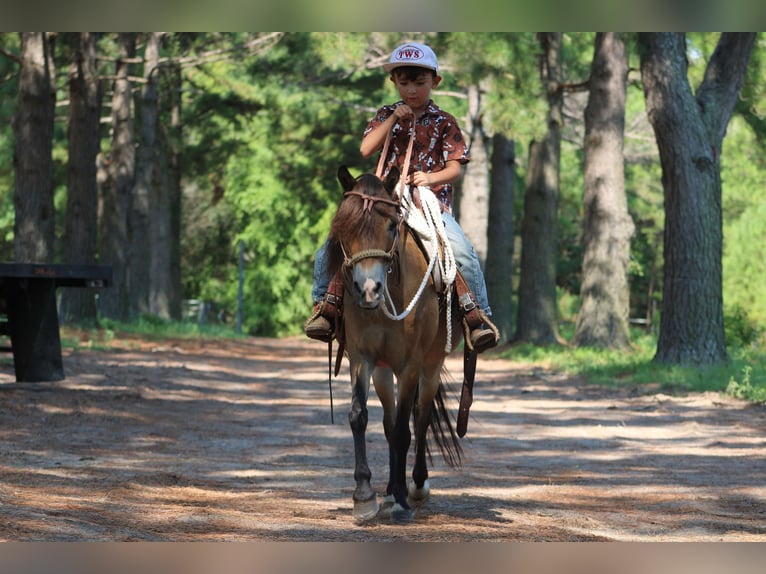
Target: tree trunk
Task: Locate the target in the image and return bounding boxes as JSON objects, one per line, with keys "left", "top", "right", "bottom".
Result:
{"left": 98, "top": 33, "right": 135, "bottom": 321}
{"left": 485, "top": 134, "right": 515, "bottom": 344}
{"left": 573, "top": 32, "right": 634, "bottom": 349}
{"left": 148, "top": 36, "right": 183, "bottom": 321}
{"left": 457, "top": 82, "right": 490, "bottom": 267}
{"left": 514, "top": 32, "right": 563, "bottom": 345}
{"left": 150, "top": 134, "right": 172, "bottom": 319}
{"left": 165, "top": 61, "right": 183, "bottom": 320}
{"left": 60, "top": 32, "right": 102, "bottom": 325}
{"left": 12, "top": 32, "right": 56, "bottom": 263}
{"left": 146, "top": 37, "right": 183, "bottom": 321}
{"left": 638, "top": 32, "right": 756, "bottom": 365}
{"left": 130, "top": 32, "right": 160, "bottom": 318}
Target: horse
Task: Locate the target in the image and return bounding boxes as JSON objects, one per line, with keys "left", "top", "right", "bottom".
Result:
{"left": 326, "top": 165, "right": 463, "bottom": 523}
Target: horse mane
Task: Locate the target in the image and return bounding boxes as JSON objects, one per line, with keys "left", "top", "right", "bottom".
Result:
{"left": 326, "top": 172, "right": 399, "bottom": 279}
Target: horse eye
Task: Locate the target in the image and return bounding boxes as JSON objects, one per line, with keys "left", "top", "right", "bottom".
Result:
{"left": 387, "top": 219, "right": 398, "bottom": 233}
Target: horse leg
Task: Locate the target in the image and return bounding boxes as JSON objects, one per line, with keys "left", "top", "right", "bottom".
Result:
{"left": 388, "top": 367, "right": 419, "bottom": 524}
{"left": 348, "top": 360, "right": 379, "bottom": 522}
{"left": 410, "top": 368, "right": 440, "bottom": 504}
{"left": 371, "top": 366, "right": 397, "bottom": 516}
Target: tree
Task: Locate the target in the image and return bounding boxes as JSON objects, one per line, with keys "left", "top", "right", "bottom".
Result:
{"left": 446, "top": 32, "right": 536, "bottom": 345}
{"left": 2, "top": 32, "right": 764, "bottom": 342}
{"left": 135, "top": 32, "right": 179, "bottom": 321}
{"left": 158, "top": 59, "right": 183, "bottom": 320}
{"left": 458, "top": 82, "right": 490, "bottom": 266}
{"left": 573, "top": 32, "right": 634, "bottom": 349}
{"left": 638, "top": 32, "right": 757, "bottom": 365}
{"left": 12, "top": 32, "right": 56, "bottom": 263}
{"left": 515, "top": 32, "right": 564, "bottom": 345}
{"left": 98, "top": 33, "right": 135, "bottom": 321}
{"left": 735, "top": 35, "right": 766, "bottom": 152}
{"left": 130, "top": 33, "right": 160, "bottom": 318}
{"left": 485, "top": 134, "right": 515, "bottom": 343}
{"left": 60, "top": 32, "right": 102, "bottom": 325}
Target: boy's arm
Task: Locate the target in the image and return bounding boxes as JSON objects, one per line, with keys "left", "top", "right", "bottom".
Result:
{"left": 360, "top": 105, "right": 414, "bottom": 158}
{"left": 360, "top": 117, "right": 392, "bottom": 158}
{"left": 410, "top": 159, "right": 463, "bottom": 188}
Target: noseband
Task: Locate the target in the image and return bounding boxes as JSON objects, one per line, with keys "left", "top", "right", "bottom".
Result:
{"left": 340, "top": 190, "right": 402, "bottom": 268}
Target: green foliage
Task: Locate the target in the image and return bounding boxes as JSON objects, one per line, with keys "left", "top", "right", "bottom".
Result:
{"left": 721, "top": 117, "right": 766, "bottom": 332}
{"left": 724, "top": 305, "right": 759, "bottom": 347}
{"left": 180, "top": 32, "right": 382, "bottom": 336}
{"left": 172, "top": 32, "right": 766, "bottom": 343}
{"left": 2, "top": 32, "right": 765, "bottom": 351}
{"left": 0, "top": 34, "right": 19, "bottom": 260}
{"left": 557, "top": 142, "right": 586, "bottom": 296}
{"left": 727, "top": 365, "right": 766, "bottom": 403}
{"left": 63, "top": 317, "right": 243, "bottom": 350}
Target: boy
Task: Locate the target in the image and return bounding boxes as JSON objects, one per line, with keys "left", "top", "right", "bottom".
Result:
{"left": 306, "top": 42, "right": 498, "bottom": 352}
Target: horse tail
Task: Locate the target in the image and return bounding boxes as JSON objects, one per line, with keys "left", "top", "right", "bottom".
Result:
{"left": 424, "top": 372, "right": 463, "bottom": 468}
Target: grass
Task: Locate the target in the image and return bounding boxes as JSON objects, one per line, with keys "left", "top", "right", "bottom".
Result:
{"left": 496, "top": 327, "right": 766, "bottom": 403}
{"left": 59, "top": 315, "right": 245, "bottom": 351}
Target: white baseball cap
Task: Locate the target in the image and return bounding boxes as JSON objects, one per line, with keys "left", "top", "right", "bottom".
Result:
{"left": 383, "top": 42, "right": 438, "bottom": 73}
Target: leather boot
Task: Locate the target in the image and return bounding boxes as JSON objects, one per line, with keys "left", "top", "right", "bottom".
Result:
{"left": 470, "top": 322, "right": 499, "bottom": 353}
{"left": 455, "top": 271, "right": 498, "bottom": 353}
{"left": 305, "top": 303, "right": 334, "bottom": 342}
{"left": 304, "top": 276, "right": 344, "bottom": 342}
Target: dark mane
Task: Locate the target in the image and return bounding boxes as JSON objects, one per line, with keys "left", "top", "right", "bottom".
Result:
{"left": 326, "top": 173, "right": 399, "bottom": 278}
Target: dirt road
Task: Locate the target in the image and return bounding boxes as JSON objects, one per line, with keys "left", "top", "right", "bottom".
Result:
{"left": 1, "top": 335, "right": 765, "bottom": 541}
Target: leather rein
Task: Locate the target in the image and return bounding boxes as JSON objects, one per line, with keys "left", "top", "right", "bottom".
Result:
{"left": 339, "top": 114, "right": 417, "bottom": 269}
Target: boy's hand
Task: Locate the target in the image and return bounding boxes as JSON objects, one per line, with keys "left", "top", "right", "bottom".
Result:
{"left": 392, "top": 105, "right": 414, "bottom": 121}
{"left": 408, "top": 170, "right": 432, "bottom": 188}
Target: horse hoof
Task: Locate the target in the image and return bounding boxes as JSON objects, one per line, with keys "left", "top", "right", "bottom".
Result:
{"left": 353, "top": 496, "right": 380, "bottom": 523}
{"left": 379, "top": 494, "right": 395, "bottom": 518}
{"left": 390, "top": 503, "right": 414, "bottom": 524}
{"left": 408, "top": 479, "right": 430, "bottom": 503}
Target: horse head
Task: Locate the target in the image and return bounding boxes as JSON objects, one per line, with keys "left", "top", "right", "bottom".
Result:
{"left": 330, "top": 166, "right": 401, "bottom": 310}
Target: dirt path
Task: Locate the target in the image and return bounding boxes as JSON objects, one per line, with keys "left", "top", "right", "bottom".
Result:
{"left": 0, "top": 335, "right": 765, "bottom": 541}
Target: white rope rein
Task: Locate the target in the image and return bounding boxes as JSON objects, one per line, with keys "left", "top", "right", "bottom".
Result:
{"left": 383, "top": 184, "right": 458, "bottom": 353}
{"left": 374, "top": 120, "right": 457, "bottom": 353}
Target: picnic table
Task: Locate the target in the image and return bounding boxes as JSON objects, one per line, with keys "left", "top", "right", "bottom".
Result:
{"left": 0, "top": 263, "right": 112, "bottom": 382}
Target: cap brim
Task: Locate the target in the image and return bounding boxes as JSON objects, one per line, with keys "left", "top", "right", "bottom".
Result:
{"left": 383, "top": 62, "right": 437, "bottom": 73}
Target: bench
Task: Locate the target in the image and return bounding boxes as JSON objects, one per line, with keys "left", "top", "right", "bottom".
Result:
{"left": 0, "top": 263, "right": 112, "bottom": 382}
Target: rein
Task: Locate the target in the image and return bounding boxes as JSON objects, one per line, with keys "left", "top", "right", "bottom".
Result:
{"left": 372, "top": 121, "right": 456, "bottom": 350}
{"left": 375, "top": 112, "right": 416, "bottom": 197}
{"left": 352, "top": 121, "right": 453, "bottom": 346}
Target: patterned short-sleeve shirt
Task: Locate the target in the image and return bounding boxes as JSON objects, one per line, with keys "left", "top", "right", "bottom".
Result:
{"left": 363, "top": 100, "right": 470, "bottom": 212}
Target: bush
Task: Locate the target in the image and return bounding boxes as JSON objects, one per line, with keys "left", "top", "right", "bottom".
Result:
{"left": 724, "top": 305, "right": 758, "bottom": 347}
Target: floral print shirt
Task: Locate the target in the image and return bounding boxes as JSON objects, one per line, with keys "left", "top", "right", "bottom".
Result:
{"left": 363, "top": 100, "right": 470, "bottom": 213}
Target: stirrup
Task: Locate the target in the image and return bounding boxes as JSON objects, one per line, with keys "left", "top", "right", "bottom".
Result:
{"left": 305, "top": 305, "right": 335, "bottom": 342}
{"left": 463, "top": 311, "right": 499, "bottom": 353}
{"left": 470, "top": 325, "right": 497, "bottom": 353}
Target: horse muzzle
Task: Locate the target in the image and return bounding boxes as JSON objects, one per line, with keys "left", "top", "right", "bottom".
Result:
{"left": 351, "top": 266, "right": 386, "bottom": 309}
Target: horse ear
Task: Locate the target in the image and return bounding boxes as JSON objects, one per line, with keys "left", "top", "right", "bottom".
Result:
{"left": 338, "top": 166, "right": 356, "bottom": 192}
{"left": 384, "top": 167, "right": 400, "bottom": 194}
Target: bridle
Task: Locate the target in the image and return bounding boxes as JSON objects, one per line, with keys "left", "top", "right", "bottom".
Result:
{"left": 339, "top": 189, "right": 403, "bottom": 269}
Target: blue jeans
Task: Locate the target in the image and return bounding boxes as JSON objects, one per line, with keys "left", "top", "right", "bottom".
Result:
{"left": 311, "top": 238, "right": 332, "bottom": 303}
{"left": 442, "top": 211, "right": 491, "bottom": 315}
{"left": 312, "top": 212, "right": 491, "bottom": 315}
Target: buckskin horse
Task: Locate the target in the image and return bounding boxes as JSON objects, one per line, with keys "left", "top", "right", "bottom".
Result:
{"left": 326, "top": 165, "right": 463, "bottom": 523}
